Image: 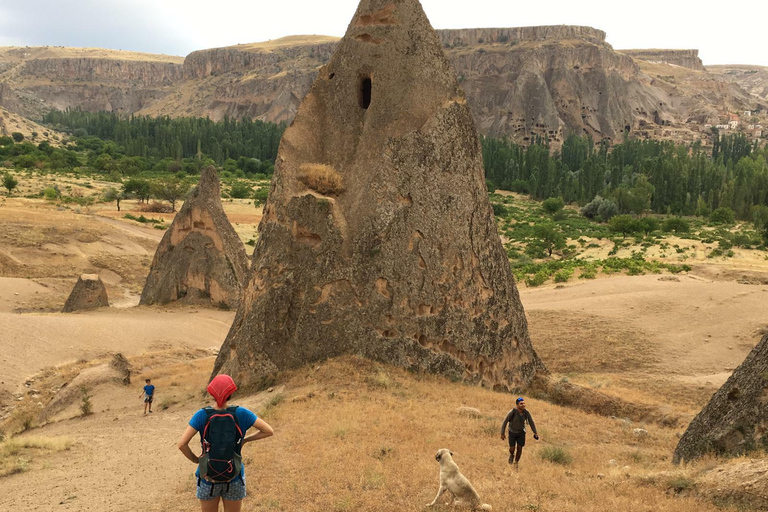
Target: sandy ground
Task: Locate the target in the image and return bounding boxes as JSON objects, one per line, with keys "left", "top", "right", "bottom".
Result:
{"left": 0, "top": 196, "right": 766, "bottom": 510}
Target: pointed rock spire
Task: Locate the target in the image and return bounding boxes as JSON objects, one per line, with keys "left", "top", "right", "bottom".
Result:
{"left": 139, "top": 166, "right": 249, "bottom": 309}
{"left": 674, "top": 333, "right": 768, "bottom": 463}
{"left": 212, "top": 0, "right": 545, "bottom": 389}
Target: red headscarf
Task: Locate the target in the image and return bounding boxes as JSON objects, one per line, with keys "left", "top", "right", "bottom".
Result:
{"left": 207, "top": 374, "right": 237, "bottom": 408}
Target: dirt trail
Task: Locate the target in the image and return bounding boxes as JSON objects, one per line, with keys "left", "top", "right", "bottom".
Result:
{"left": 91, "top": 215, "right": 165, "bottom": 241}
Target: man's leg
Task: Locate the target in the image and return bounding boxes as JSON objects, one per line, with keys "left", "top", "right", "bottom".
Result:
{"left": 515, "top": 445, "right": 524, "bottom": 463}
{"left": 222, "top": 499, "right": 242, "bottom": 512}
{"left": 148, "top": 397, "right": 153, "bottom": 413}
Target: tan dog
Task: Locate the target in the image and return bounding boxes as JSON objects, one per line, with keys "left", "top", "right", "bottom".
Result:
{"left": 427, "top": 449, "right": 492, "bottom": 510}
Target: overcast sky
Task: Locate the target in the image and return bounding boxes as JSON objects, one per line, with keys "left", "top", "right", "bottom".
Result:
{"left": 0, "top": 0, "right": 765, "bottom": 66}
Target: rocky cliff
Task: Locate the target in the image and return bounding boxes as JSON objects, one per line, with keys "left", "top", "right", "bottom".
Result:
{"left": 0, "top": 29, "right": 763, "bottom": 145}
{"left": 0, "top": 46, "right": 183, "bottom": 119}
{"left": 619, "top": 49, "right": 705, "bottom": 71}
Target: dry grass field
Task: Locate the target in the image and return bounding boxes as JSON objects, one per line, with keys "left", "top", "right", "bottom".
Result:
{"left": 0, "top": 194, "right": 766, "bottom": 510}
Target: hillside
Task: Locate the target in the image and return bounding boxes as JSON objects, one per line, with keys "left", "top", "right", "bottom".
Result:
{"left": 1, "top": 27, "right": 766, "bottom": 146}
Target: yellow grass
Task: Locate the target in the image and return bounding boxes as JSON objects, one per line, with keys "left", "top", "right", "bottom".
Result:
{"left": 298, "top": 163, "right": 345, "bottom": 196}
{"left": 154, "top": 356, "right": 731, "bottom": 511}
{"left": 229, "top": 35, "right": 341, "bottom": 53}
{"left": 0, "top": 436, "right": 73, "bottom": 477}
{"left": 0, "top": 46, "right": 183, "bottom": 63}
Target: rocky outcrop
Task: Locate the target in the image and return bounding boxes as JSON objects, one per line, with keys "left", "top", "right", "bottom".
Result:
{"left": 438, "top": 26, "right": 606, "bottom": 46}
{"left": 211, "top": 0, "right": 546, "bottom": 391}
{"left": 0, "top": 47, "right": 183, "bottom": 119}
{"left": 139, "top": 166, "right": 249, "bottom": 309}
{"left": 620, "top": 49, "right": 705, "bottom": 71}
{"left": 62, "top": 274, "right": 109, "bottom": 312}
{"left": 673, "top": 334, "right": 768, "bottom": 463}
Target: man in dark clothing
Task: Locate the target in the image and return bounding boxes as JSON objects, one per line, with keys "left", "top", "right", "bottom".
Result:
{"left": 501, "top": 397, "right": 540, "bottom": 466}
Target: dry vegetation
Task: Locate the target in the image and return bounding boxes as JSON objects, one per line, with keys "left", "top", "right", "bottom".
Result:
{"left": 298, "top": 163, "right": 345, "bottom": 196}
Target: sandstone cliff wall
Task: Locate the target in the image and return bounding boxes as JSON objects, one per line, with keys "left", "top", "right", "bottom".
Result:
{"left": 438, "top": 26, "right": 607, "bottom": 46}
{"left": 620, "top": 49, "right": 705, "bottom": 71}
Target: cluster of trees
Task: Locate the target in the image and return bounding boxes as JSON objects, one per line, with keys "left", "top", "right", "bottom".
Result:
{"left": 43, "top": 110, "right": 285, "bottom": 169}
{"left": 483, "top": 133, "right": 768, "bottom": 221}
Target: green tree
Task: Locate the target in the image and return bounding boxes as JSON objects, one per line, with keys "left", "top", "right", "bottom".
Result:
{"left": 532, "top": 223, "right": 566, "bottom": 257}
{"left": 2, "top": 172, "right": 18, "bottom": 194}
{"left": 751, "top": 205, "right": 768, "bottom": 230}
{"left": 662, "top": 217, "right": 690, "bottom": 233}
{"left": 638, "top": 217, "right": 660, "bottom": 236}
{"left": 151, "top": 177, "right": 190, "bottom": 212}
{"left": 608, "top": 215, "right": 640, "bottom": 238}
{"left": 102, "top": 187, "right": 124, "bottom": 212}
{"left": 542, "top": 197, "right": 565, "bottom": 214}
{"left": 229, "top": 181, "right": 253, "bottom": 199}
{"left": 11, "top": 132, "right": 23, "bottom": 143}
{"left": 253, "top": 187, "right": 269, "bottom": 207}
{"left": 123, "top": 178, "right": 151, "bottom": 203}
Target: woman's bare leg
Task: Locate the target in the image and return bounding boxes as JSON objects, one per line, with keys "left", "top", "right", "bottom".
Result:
{"left": 222, "top": 499, "right": 243, "bottom": 512}
{"left": 201, "top": 497, "right": 221, "bottom": 512}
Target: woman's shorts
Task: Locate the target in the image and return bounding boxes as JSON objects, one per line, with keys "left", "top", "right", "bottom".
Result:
{"left": 196, "top": 476, "right": 246, "bottom": 501}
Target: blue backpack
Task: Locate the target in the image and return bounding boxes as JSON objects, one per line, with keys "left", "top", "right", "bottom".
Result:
{"left": 198, "top": 406, "right": 244, "bottom": 488}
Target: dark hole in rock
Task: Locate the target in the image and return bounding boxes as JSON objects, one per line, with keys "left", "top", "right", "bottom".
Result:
{"left": 727, "top": 387, "right": 741, "bottom": 400}
{"left": 329, "top": 73, "right": 335, "bottom": 80}
{"left": 360, "top": 77, "right": 372, "bottom": 109}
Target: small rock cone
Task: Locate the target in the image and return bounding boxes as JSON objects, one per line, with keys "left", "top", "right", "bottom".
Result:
{"left": 62, "top": 274, "right": 109, "bottom": 313}
{"left": 139, "top": 166, "right": 250, "bottom": 309}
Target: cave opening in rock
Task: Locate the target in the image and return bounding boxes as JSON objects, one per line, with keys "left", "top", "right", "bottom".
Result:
{"left": 360, "top": 77, "right": 372, "bottom": 109}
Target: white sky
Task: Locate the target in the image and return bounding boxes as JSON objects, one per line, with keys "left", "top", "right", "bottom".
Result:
{"left": 0, "top": 0, "right": 765, "bottom": 66}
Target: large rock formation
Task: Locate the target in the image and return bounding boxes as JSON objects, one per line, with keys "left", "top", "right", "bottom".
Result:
{"left": 211, "top": 0, "right": 545, "bottom": 390}
{"left": 674, "top": 334, "right": 768, "bottom": 463}
{"left": 62, "top": 274, "right": 109, "bottom": 312}
{"left": 618, "top": 49, "right": 705, "bottom": 71}
{"left": 139, "top": 166, "right": 249, "bottom": 309}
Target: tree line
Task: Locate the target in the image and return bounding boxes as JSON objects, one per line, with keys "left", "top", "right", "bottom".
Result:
{"left": 483, "top": 133, "right": 767, "bottom": 221}
{"left": 42, "top": 109, "right": 285, "bottom": 171}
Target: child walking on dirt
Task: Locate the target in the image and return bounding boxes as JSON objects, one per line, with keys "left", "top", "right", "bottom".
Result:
{"left": 501, "top": 397, "right": 540, "bottom": 467}
{"left": 140, "top": 378, "right": 155, "bottom": 415}
{"left": 178, "top": 374, "right": 274, "bottom": 512}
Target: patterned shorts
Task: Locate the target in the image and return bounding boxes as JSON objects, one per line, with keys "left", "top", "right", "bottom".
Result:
{"left": 196, "top": 476, "right": 246, "bottom": 501}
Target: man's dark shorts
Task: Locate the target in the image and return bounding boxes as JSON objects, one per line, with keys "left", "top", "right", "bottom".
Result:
{"left": 508, "top": 431, "right": 526, "bottom": 447}
{"left": 144, "top": 396, "right": 153, "bottom": 404}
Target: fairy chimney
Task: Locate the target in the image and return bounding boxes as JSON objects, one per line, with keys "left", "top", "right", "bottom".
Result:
{"left": 212, "top": 0, "right": 545, "bottom": 389}
{"left": 139, "top": 166, "right": 249, "bottom": 309}
{"left": 62, "top": 274, "right": 109, "bottom": 312}
{"left": 674, "top": 333, "right": 768, "bottom": 463}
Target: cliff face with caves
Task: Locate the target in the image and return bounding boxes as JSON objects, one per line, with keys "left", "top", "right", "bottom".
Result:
{"left": 0, "top": 28, "right": 762, "bottom": 145}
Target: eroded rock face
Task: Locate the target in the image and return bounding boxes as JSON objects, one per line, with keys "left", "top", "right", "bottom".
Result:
{"left": 674, "top": 334, "right": 768, "bottom": 463}
{"left": 212, "top": 0, "right": 545, "bottom": 390}
{"left": 139, "top": 166, "right": 249, "bottom": 309}
{"left": 619, "top": 49, "right": 705, "bottom": 71}
{"left": 62, "top": 274, "right": 109, "bottom": 313}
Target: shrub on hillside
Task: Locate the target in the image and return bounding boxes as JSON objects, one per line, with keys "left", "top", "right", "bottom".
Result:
{"left": 581, "top": 195, "right": 618, "bottom": 221}
{"left": 608, "top": 215, "right": 640, "bottom": 238}
{"left": 709, "top": 207, "right": 735, "bottom": 225}
{"left": 662, "top": 217, "right": 690, "bottom": 233}
{"left": 542, "top": 197, "right": 565, "bottom": 214}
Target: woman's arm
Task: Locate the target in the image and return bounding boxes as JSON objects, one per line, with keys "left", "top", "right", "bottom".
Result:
{"left": 242, "top": 417, "right": 274, "bottom": 445}
{"left": 177, "top": 425, "right": 200, "bottom": 464}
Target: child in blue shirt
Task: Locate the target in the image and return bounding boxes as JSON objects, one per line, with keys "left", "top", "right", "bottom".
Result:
{"left": 178, "top": 374, "right": 274, "bottom": 511}
{"left": 140, "top": 378, "right": 155, "bottom": 415}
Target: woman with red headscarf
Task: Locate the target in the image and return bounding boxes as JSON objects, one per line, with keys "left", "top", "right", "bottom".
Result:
{"left": 177, "top": 375, "right": 274, "bottom": 512}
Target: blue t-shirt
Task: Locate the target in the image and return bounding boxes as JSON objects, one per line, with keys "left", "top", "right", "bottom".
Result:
{"left": 143, "top": 385, "right": 155, "bottom": 396}
{"left": 189, "top": 407, "right": 258, "bottom": 478}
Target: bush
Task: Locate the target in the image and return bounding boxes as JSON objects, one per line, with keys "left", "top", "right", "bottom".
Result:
{"left": 229, "top": 181, "right": 253, "bottom": 199}
{"left": 709, "top": 207, "right": 735, "bottom": 225}
{"left": 486, "top": 179, "right": 496, "bottom": 194}
{"left": 638, "top": 217, "right": 660, "bottom": 235}
{"left": 492, "top": 203, "right": 508, "bottom": 218}
{"left": 298, "top": 163, "right": 344, "bottom": 195}
{"left": 80, "top": 387, "right": 92, "bottom": 416}
{"left": 662, "top": 217, "right": 690, "bottom": 233}
{"left": 539, "top": 445, "right": 573, "bottom": 465}
{"left": 582, "top": 195, "right": 618, "bottom": 221}
{"left": 553, "top": 268, "right": 573, "bottom": 283}
{"left": 525, "top": 271, "right": 548, "bottom": 287}
{"left": 2, "top": 172, "right": 18, "bottom": 194}
{"left": 139, "top": 201, "right": 174, "bottom": 213}
{"left": 542, "top": 197, "right": 565, "bottom": 214}
{"left": 43, "top": 187, "right": 58, "bottom": 201}
{"left": 11, "top": 132, "right": 23, "bottom": 143}
{"left": 253, "top": 187, "right": 269, "bottom": 206}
